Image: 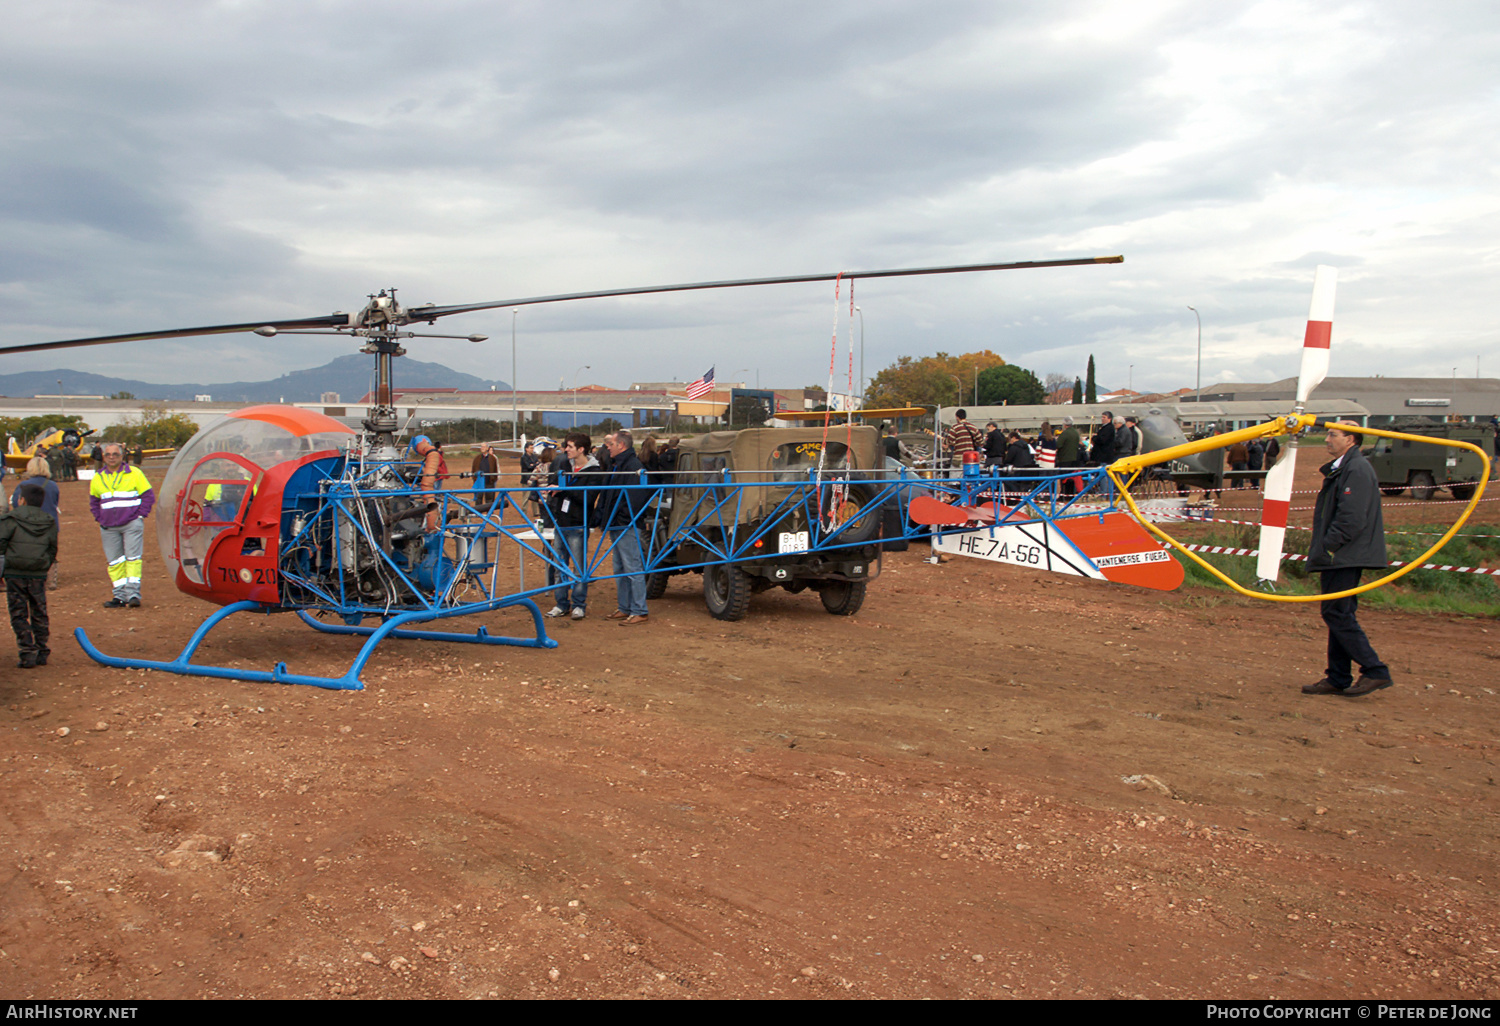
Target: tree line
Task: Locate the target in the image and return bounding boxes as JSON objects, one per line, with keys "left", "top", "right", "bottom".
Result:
{"left": 862, "top": 350, "right": 1102, "bottom": 408}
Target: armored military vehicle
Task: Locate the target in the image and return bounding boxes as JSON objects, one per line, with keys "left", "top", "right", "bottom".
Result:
{"left": 1364, "top": 422, "right": 1497, "bottom": 500}
{"left": 646, "top": 427, "right": 886, "bottom": 620}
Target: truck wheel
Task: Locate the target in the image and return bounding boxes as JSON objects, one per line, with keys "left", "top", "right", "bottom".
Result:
{"left": 1451, "top": 483, "right": 1476, "bottom": 501}
{"left": 645, "top": 572, "right": 670, "bottom": 600}
{"left": 819, "top": 580, "right": 866, "bottom": 616}
{"left": 824, "top": 484, "right": 881, "bottom": 543}
{"left": 1409, "top": 470, "right": 1436, "bottom": 501}
{"left": 703, "top": 562, "right": 750, "bottom": 621}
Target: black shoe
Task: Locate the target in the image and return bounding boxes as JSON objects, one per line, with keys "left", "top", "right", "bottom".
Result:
{"left": 127, "top": 597, "right": 141, "bottom": 608}
{"left": 1301, "top": 678, "right": 1347, "bottom": 695}
{"left": 103, "top": 598, "right": 126, "bottom": 608}
{"left": 18, "top": 657, "right": 36, "bottom": 669}
{"left": 1341, "top": 675, "right": 1393, "bottom": 697}
{"left": 35, "top": 652, "right": 48, "bottom": 667}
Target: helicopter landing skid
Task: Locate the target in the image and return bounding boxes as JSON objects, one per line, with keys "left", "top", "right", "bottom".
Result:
{"left": 75, "top": 597, "right": 558, "bottom": 691}
{"left": 294, "top": 603, "right": 560, "bottom": 651}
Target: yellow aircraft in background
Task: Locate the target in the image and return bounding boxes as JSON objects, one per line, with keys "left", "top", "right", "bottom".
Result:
{"left": 3, "top": 427, "right": 173, "bottom": 472}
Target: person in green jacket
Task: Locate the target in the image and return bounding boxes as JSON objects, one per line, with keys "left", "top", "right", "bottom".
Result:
{"left": 0, "top": 481, "right": 58, "bottom": 668}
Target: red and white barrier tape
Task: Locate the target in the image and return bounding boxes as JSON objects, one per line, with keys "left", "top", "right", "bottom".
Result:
{"left": 1180, "top": 544, "right": 1500, "bottom": 577}
{"left": 1159, "top": 510, "right": 1496, "bottom": 540}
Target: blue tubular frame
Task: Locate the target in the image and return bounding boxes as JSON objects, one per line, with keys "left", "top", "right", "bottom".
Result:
{"left": 76, "top": 597, "right": 559, "bottom": 691}
{"left": 77, "top": 456, "right": 1120, "bottom": 691}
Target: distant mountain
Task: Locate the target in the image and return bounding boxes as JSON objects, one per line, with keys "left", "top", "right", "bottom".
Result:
{"left": 0, "top": 355, "right": 510, "bottom": 403}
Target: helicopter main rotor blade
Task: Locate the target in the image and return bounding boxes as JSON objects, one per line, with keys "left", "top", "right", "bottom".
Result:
{"left": 0, "top": 255, "right": 1122, "bottom": 356}
{"left": 0, "top": 314, "right": 352, "bottom": 357}
{"left": 407, "top": 256, "right": 1125, "bottom": 321}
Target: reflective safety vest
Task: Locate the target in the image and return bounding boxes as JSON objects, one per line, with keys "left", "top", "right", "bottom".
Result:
{"left": 90, "top": 465, "right": 155, "bottom": 529}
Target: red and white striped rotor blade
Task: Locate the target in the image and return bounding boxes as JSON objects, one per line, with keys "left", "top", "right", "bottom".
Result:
{"left": 1296, "top": 265, "right": 1337, "bottom": 403}
{"left": 1257, "top": 265, "right": 1337, "bottom": 583}
{"left": 1257, "top": 446, "right": 1299, "bottom": 582}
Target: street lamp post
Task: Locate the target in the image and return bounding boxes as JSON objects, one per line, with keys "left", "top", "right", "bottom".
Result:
{"left": 1187, "top": 306, "right": 1201, "bottom": 403}
{"left": 854, "top": 305, "right": 864, "bottom": 408}
{"left": 510, "top": 310, "right": 518, "bottom": 442}
{"left": 573, "top": 365, "right": 590, "bottom": 427}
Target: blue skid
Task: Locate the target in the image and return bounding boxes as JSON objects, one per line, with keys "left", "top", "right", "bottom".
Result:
{"left": 75, "top": 597, "right": 557, "bottom": 691}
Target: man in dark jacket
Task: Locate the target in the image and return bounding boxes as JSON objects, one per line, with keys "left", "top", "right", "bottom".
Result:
{"left": 602, "top": 430, "right": 649, "bottom": 624}
{"left": 1001, "top": 431, "right": 1036, "bottom": 469}
{"left": 982, "top": 422, "right": 1006, "bottom": 469}
{"left": 1, "top": 481, "right": 58, "bottom": 668}
{"left": 1302, "top": 424, "right": 1392, "bottom": 697}
{"left": 1089, "top": 412, "right": 1116, "bottom": 464}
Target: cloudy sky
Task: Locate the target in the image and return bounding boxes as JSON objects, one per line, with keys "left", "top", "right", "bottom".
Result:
{"left": 2, "top": 0, "right": 1497, "bottom": 397}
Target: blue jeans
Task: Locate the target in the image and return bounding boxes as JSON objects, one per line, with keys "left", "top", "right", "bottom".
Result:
{"left": 549, "top": 527, "right": 589, "bottom": 611}
{"left": 609, "top": 526, "right": 647, "bottom": 616}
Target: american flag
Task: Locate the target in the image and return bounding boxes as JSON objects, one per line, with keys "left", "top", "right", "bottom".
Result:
{"left": 685, "top": 366, "right": 715, "bottom": 400}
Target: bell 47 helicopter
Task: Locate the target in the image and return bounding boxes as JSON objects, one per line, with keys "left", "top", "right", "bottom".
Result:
{"left": 7, "top": 259, "right": 1475, "bottom": 690}
{"left": 2, "top": 255, "right": 1167, "bottom": 690}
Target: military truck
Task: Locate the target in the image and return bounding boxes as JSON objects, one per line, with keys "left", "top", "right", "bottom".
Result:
{"left": 1364, "top": 423, "right": 1497, "bottom": 500}
{"left": 646, "top": 427, "right": 886, "bottom": 620}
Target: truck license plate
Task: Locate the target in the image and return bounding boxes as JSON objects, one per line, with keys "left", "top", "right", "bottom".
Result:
{"left": 779, "top": 531, "right": 809, "bottom": 552}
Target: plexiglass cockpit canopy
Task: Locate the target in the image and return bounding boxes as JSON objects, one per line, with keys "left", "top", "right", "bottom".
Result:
{"left": 156, "top": 405, "right": 354, "bottom": 572}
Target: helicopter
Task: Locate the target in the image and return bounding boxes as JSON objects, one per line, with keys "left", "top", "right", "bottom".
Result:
{"left": 1, "top": 256, "right": 1143, "bottom": 689}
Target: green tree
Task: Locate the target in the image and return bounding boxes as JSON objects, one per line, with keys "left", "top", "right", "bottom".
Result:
{"left": 1072, "top": 377, "right": 1083, "bottom": 404}
{"left": 865, "top": 350, "right": 1007, "bottom": 409}
{"left": 110, "top": 391, "right": 136, "bottom": 400}
{"left": 1085, "top": 356, "right": 1097, "bottom": 405}
{"left": 976, "top": 365, "right": 1045, "bottom": 406}
{"left": 103, "top": 404, "right": 200, "bottom": 449}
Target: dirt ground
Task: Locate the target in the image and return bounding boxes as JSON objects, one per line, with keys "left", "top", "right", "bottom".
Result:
{"left": 2, "top": 462, "right": 1497, "bottom": 1000}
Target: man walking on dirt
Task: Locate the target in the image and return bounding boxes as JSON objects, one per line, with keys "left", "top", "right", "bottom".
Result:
{"left": 1302, "top": 423, "right": 1392, "bottom": 697}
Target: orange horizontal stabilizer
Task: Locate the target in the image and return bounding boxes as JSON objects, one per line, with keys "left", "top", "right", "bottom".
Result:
{"left": 1055, "top": 511, "right": 1184, "bottom": 591}
{"left": 909, "top": 495, "right": 981, "bottom": 526}
{"left": 933, "top": 507, "right": 1183, "bottom": 592}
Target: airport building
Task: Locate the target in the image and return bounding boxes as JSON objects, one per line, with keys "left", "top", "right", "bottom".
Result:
{"left": 1193, "top": 377, "right": 1500, "bottom": 425}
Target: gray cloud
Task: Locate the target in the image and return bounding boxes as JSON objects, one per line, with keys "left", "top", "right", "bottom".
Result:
{"left": 1, "top": 1, "right": 1497, "bottom": 399}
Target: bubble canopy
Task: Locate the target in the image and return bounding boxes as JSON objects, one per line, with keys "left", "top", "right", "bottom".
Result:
{"left": 156, "top": 405, "right": 355, "bottom": 571}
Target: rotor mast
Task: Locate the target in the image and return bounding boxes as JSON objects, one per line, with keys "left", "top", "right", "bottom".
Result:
{"left": 355, "top": 289, "right": 408, "bottom": 450}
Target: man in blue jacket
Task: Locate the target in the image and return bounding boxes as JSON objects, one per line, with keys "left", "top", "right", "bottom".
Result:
{"left": 1302, "top": 424, "right": 1392, "bottom": 697}
{"left": 601, "top": 430, "right": 649, "bottom": 625}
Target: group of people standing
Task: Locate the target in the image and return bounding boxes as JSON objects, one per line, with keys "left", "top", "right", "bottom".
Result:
{"left": 537, "top": 429, "right": 666, "bottom": 626}
{"left": 942, "top": 410, "right": 1105, "bottom": 498}
{"left": 1, "top": 442, "right": 154, "bottom": 669}
{"left": 467, "top": 430, "right": 679, "bottom": 627}
{"left": 945, "top": 409, "right": 1143, "bottom": 473}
